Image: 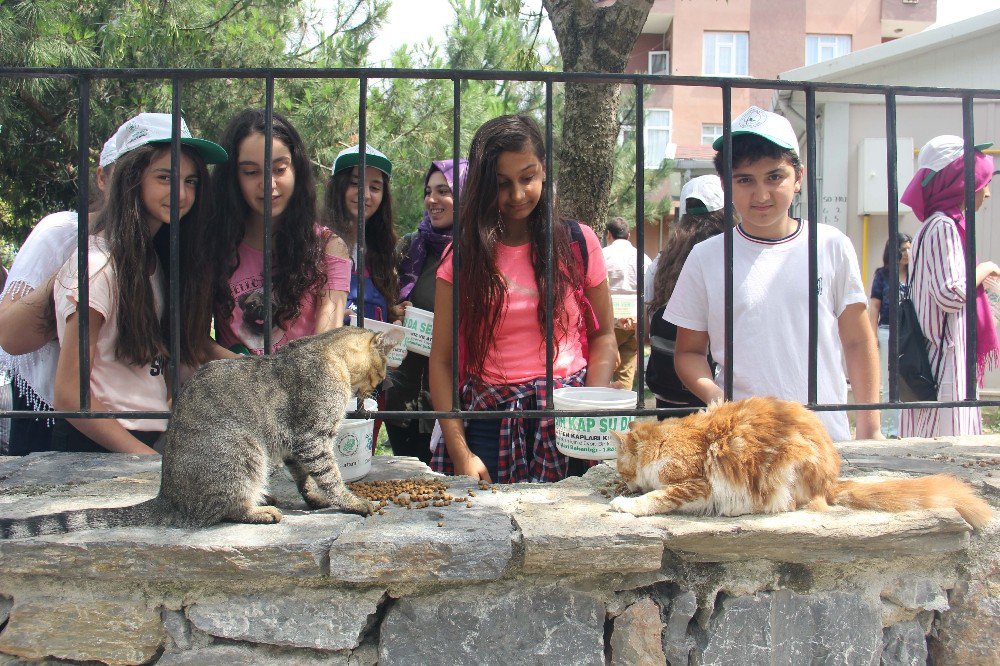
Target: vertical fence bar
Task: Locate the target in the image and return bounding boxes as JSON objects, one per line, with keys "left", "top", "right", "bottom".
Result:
{"left": 76, "top": 75, "right": 92, "bottom": 410}
{"left": 544, "top": 79, "right": 555, "bottom": 405}
{"left": 262, "top": 77, "right": 275, "bottom": 354}
{"left": 168, "top": 79, "right": 183, "bottom": 401}
{"left": 722, "top": 85, "right": 734, "bottom": 401}
{"left": 888, "top": 90, "right": 899, "bottom": 403}
{"left": 962, "top": 95, "right": 978, "bottom": 401}
{"left": 805, "top": 86, "right": 819, "bottom": 406}
{"left": 357, "top": 76, "right": 368, "bottom": 328}
{"left": 634, "top": 80, "right": 645, "bottom": 406}
{"left": 885, "top": 91, "right": 901, "bottom": 404}
{"left": 451, "top": 76, "right": 461, "bottom": 411}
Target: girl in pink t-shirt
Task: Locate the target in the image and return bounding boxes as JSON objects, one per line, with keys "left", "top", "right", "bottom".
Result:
{"left": 428, "top": 115, "right": 618, "bottom": 484}
{"left": 209, "top": 109, "right": 351, "bottom": 355}
{"left": 52, "top": 115, "right": 228, "bottom": 454}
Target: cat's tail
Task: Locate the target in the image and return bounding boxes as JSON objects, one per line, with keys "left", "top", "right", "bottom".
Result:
{"left": 832, "top": 475, "right": 992, "bottom": 529}
{"left": 0, "top": 497, "right": 167, "bottom": 540}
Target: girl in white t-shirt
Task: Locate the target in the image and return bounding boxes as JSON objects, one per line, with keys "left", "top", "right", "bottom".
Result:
{"left": 51, "top": 115, "right": 227, "bottom": 454}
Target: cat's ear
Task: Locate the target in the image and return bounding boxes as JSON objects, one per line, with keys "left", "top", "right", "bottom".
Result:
{"left": 610, "top": 429, "right": 628, "bottom": 451}
{"left": 373, "top": 330, "right": 406, "bottom": 356}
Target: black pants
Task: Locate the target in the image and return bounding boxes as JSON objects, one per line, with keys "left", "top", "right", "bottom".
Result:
{"left": 7, "top": 377, "right": 57, "bottom": 456}
{"left": 384, "top": 420, "right": 433, "bottom": 464}
{"left": 51, "top": 421, "right": 161, "bottom": 453}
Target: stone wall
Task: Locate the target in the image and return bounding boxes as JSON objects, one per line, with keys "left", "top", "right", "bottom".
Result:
{"left": 0, "top": 436, "right": 997, "bottom": 665}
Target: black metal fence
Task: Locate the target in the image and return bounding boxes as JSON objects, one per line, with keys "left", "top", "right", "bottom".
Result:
{"left": 3, "top": 66, "right": 1000, "bottom": 427}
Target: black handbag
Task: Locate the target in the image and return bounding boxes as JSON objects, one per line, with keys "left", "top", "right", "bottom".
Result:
{"left": 897, "top": 233, "right": 947, "bottom": 402}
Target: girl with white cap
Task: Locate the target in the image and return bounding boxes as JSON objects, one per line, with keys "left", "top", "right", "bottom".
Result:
{"left": 50, "top": 113, "right": 227, "bottom": 453}
{"left": 899, "top": 135, "right": 999, "bottom": 437}
{"left": 644, "top": 174, "right": 727, "bottom": 412}
{"left": 323, "top": 144, "right": 402, "bottom": 323}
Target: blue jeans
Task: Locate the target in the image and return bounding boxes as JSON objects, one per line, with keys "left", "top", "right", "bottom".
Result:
{"left": 464, "top": 418, "right": 500, "bottom": 480}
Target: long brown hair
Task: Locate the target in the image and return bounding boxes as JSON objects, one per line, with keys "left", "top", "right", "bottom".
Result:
{"left": 323, "top": 166, "right": 399, "bottom": 307}
{"left": 648, "top": 204, "right": 727, "bottom": 313}
{"left": 210, "top": 109, "right": 327, "bottom": 329}
{"left": 88, "top": 144, "right": 214, "bottom": 366}
{"left": 454, "top": 114, "right": 582, "bottom": 378}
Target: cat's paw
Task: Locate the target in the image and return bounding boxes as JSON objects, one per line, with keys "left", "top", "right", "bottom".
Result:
{"left": 302, "top": 490, "right": 333, "bottom": 510}
{"left": 243, "top": 506, "right": 284, "bottom": 524}
{"left": 336, "top": 493, "right": 374, "bottom": 516}
{"left": 609, "top": 496, "right": 642, "bottom": 515}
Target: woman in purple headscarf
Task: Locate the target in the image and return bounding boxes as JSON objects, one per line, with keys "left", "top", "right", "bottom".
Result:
{"left": 384, "top": 158, "right": 468, "bottom": 462}
{"left": 900, "top": 135, "right": 999, "bottom": 437}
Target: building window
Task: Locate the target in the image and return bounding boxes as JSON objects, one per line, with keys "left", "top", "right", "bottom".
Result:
{"left": 701, "top": 123, "right": 723, "bottom": 146}
{"left": 805, "top": 34, "right": 851, "bottom": 66}
{"left": 645, "top": 109, "right": 672, "bottom": 168}
{"left": 648, "top": 51, "right": 669, "bottom": 76}
{"left": 619, "top": 110, "right": 672, "bottom": 168}
{"left": 702, "top": 32, "right": 748, "bottom": 76}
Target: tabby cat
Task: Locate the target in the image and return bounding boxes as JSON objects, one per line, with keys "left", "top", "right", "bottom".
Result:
{"left": 1, "top": 326, "right": 405, "bottom": 538}
{"left": 610, "top": 396, "right": 992, "bottom": 529}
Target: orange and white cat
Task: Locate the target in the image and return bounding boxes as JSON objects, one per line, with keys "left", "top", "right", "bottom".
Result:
{"left": 609, "top": 397, "right": 992, "bottom": 529}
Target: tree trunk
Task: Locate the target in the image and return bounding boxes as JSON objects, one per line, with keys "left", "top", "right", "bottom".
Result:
{"left": 543, "top": 0, "right": 653, "bottom": 229}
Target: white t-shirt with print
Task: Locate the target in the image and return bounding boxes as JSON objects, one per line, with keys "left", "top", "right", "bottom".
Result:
{"left": 663, "top": 221, "right": 866, "bottom": 441}
{"left": 55, "top": 236, "right": 168, "bottom": 432}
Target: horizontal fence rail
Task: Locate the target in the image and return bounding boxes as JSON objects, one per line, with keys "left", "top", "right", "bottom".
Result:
{"left": 1, "top": 66, "right": 998, "bottom": 428}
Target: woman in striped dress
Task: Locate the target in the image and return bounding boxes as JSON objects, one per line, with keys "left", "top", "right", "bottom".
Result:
{"left": 900, "top": 135, "right": 999, "bottom": 437}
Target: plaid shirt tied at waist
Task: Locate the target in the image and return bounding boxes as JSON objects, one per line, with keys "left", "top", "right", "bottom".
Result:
{"left": 430, "top": 368, "right": 587, "bottom": 483}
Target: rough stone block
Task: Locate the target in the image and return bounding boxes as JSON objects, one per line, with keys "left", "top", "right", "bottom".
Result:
{"left": 881, "top": 577, "right": 949, "bottom": 613}
{"left": 663, "top": 590, "right": 697, "bottom": 666}
{"left": 0, "top": 597, "right": 163, "bottom": 664}
{"left": 379, "top": 584, "right": 605, "bottom": 665}
{"left": 157, "top": 645, "right": 349, "bottom": 665}
{"left": 610, "top": 598, "right": 666, "bottom": 666}
{"left": 881, "top": 620, "right": 927, "bottom": 666}
{"left": 699, "top": 590, "right": 881, "bottom": 665}
{"left": 186, "top": 588, "right": 384, "bottom": 651}
{"left": 649, "top": 509, "right": 970, "bottom": 563}
{"left": 327, "top": 479, "right": 514, "bottom": 584}
{"left": 0, "top": 511, "right": 361, "bottom": 581}
{"left": 930, "top": 566, "right": 1000, "bottom": 665}
{"left": 516, "top": 488, "right": 664, "bottom": 575}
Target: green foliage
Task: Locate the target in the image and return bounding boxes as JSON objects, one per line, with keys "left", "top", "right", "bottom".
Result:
{"left": 0, "top": 0, "right": 562, "bottom": 245}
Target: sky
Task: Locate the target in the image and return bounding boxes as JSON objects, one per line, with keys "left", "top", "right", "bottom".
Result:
{"left": 342, "top": 0, "right": 1000, "bottom": 67}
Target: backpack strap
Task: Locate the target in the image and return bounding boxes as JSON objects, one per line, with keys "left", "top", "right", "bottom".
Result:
{"left": 566, "top": 218, "right": 589, "bottom": 272}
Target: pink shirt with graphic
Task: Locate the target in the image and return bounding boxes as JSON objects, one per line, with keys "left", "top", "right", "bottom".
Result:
{"left": 216, "top": 225, "right": 351, "bottom": 355}
{"left": 437, "top": 223, "right": 606, "bottom": 384}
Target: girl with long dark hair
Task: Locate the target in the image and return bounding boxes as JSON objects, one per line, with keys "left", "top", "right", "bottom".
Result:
{"left": 428, "top": 114, "right": 617, "bottom": 484}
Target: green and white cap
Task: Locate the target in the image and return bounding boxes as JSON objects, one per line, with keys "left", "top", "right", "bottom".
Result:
{"left": 107, "top": 112, "right": 228, "bottom": 165}
{"left": 332, "top": 144, "right": 392, "bottom": 177}
{"left": 679, "top": 175, "right": 724, "bottom": 216}
{"left": 712, "top": 106, "right": 799, "bottom": 155}
{"left": 917, "top": 134, "right": 994, "bottom": 186}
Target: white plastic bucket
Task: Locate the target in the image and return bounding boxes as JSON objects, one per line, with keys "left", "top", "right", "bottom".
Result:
{"left": 348, "top": 314, "right": 408, "bottom": 368}
{"left": 335, "top": 397, "right": 377, "bottom": 482}
{"left": 403, "top": 305, "right": 434, "bottom": 356}
{"left": 611, "top": 294, "right": 638, "bottom": 320}
{"left": 553, "top": 387, "right": 637, "bottom": 460}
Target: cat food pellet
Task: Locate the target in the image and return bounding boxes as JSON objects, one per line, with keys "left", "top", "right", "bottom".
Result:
{"left": 437, "top": 521, "right": 444, "bottom": 527}
{"left": 468, "top": 491, "right": 476, "bottom": 497}
{"left": 466, "top": 502, "right": 473, "bottom": 508}
{"left": 378, "top": 509, "right": 385, "bottom": 515}
{"left": 491, "top": 487, "right": 497, "bottom": 493}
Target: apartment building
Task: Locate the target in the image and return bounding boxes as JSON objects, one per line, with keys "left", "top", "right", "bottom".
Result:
{"left": 626, "top": 0, "right": 937, "bottom": 174}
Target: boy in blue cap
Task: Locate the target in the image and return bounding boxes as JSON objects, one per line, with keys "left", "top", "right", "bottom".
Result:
{"left": 663, "top": 106, "right": 881, "bottom": 441}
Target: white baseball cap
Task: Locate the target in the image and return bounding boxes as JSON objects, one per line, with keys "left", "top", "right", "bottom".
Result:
{"left": 712, "top": 106, "right": 799, "bottom": 155}
{"left": 332, "top": 144, "right": 392, "bottom": 176}
{"left": 917, "top": 135, "right": 993, "bottom": 186}
{"left": 679, "top": 175, "right": 724, "bottom": 217}
{"left": 106, "top": 112, "right": 228, "bottom": 166}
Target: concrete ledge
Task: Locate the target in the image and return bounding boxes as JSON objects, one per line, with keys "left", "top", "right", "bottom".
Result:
{"left": 0, "top": 437, "right": 997, "bottom": 664}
